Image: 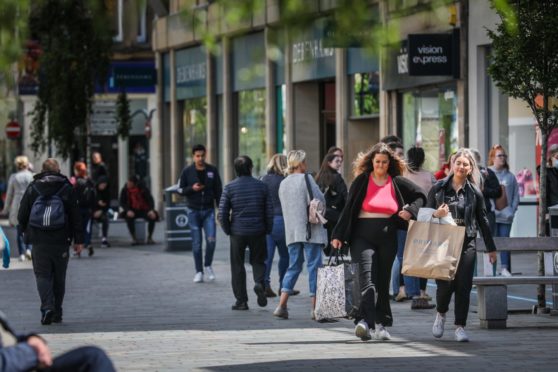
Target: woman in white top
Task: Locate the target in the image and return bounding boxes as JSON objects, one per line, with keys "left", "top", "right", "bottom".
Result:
{"left": 2, "top": 156, "right": 34, "bottom": 261}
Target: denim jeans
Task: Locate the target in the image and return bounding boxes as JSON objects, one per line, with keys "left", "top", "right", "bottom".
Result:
{"left": 396, "top": 229, "right": 420, "bottom": 297}
{"left": 264, "top": 216, "right": 289, "bottom": 288}
{"left": 80, "top": 208, "right": 92, "bottom": 246}
{"left": 495, "top": 223, "right": 512, "bottom": 270}
{"left": 16, "top": 224, "right": 31, "bottom": 255}
{"left": 187, "top": 208, "right": 216, "bottom": 273}
{"left": 281, "top": 242, "right": 323, "bottom": 297}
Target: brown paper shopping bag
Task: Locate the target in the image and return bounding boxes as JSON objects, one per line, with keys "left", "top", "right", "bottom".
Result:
{"left": 401, "top": 220, "right": 466, "bottom": 281}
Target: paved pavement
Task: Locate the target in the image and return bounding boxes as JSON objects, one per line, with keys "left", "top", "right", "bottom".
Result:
{"left": 1, "top": 222, "right": 558, "bottom": 371}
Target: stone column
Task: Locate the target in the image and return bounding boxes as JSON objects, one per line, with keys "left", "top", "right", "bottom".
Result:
{"left": 335, "top": 48, "right": 349, "bottom": 178}
{"left": 169, "top": 49, "right": 180, "bottom": 181}
{"left": 206, "top": 50, "right": 217, "bottom": 164}
{"left": 265, "top": 27, "right": 277, "bottom": 159}
{"left": 284, "top": 31, "right": 294, "bottom": 151}
{"left": 222, "top": 37, "right": 234, "bottom": 182}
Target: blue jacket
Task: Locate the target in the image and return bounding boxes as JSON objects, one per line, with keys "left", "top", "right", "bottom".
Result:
{"left": 0, "top": 312, "right": 40, "bottom": 372}
{"left": 260, "top": 172, "right": 284, "bottom": 216}
{"left": 218, "top": 176, "right": 273, "bottom": 236}
{"left": 179, "top": 163, "right": 222, "bottom": 210}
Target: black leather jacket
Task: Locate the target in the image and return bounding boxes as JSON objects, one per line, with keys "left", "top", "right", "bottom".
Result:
{"left": 427, "top": 176, "right": 496, "bottom": 252}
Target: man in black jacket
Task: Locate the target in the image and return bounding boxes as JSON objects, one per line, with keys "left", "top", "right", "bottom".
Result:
{"left": 119, "top": 175, "right": 159, "bottom": 245}
{"left": 218, "top": 156, "right": 273, "bottom": 310}
{"left": 18, "top": 159, "right": 83, "bottom": 325}
{"left": 0, "top": 311, "right": 115, "bottom": 371}
{"left": 179, "top": 144, "right": 222, "bottom": 283}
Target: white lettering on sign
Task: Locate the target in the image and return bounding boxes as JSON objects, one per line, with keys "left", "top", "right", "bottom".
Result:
{"left": 397, "top": 53, "right": 408, "bottom": 74}
{"left": 176, "top": 63, "right": 206, "bottom": 84}
{"left": 292, "top": 39, "right": 334, "bottom": 64}
{"left": 412, "top": 44, "right": 447, "bottom": 65}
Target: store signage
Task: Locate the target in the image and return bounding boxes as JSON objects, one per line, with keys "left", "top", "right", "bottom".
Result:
{"left": 407, "top": 33, "right": 458, "bottom": 76}
{"left": 176, "top": 46, "right": 207, "bottom": 99}
{"left": 90, "top": 100, "right": 117, "bottom": 136}
{"left": 397, "top": 43, "right": 408, "bottom": 75}
{"left": 176, "top": 63, "right": 206, "bottom": 86}
{"left": 113, "top": 66, "right": 156, "bottom": 88}
{"left": 292, "top": 39, "right": 334, "bottom": 64}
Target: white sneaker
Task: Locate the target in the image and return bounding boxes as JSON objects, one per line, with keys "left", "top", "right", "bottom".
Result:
{"left": 205, "top": 266, "right": 216, "bottom": 281}
{"left": 193, "top": 272, "right": 204, "bottom": 283}
{"left": 25, "top": 249, "right": 32, "bottom": 260}
{"left": 19, "top": 254, "right": 26, "bottom": 262}
{"left": 432, "top": 313, "right": 446, "bottom": 338}
{"left": 455, "top": 327, "right": 469, "bottom": 342}
{"left": 374, "top": 325, "right": 391, "bottom": 340}
{"left": 501, "top": 268, "right": 512, "bottom": 277}
{"left": 354, "top": 320, "right": 371, "bottom": 341}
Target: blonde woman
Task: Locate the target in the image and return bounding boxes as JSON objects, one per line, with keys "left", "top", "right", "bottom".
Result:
{"left": 273, "top": 150, "right": 327, "bottom": 319}
{"left": 331, "top": 142, "right": 426, "bottom": 341}
{"left": 2, "top": 156, "right": 34, "bottom": 261}
{"left": 261, "top": 154, "right": 293, "bottom": 297}
{"left": 428, "top": 148, "right": 497, "bottom": 342}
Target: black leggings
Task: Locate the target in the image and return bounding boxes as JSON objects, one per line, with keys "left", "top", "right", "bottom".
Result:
{"left": 350, "top": 218, "right": 397, "bottom": 327}
{"left": 93, "top": 210, "right": 109, "bottom": 238}
{"left": 435, "top": 237, "right": 476, "bottom": 326}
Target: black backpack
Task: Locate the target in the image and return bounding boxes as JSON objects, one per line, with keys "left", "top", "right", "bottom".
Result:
{"left": 75, "top": 178, "right": 95, "bottom": 208}
{"left": 28, "top": 184, "right": 68, "bottom": 230}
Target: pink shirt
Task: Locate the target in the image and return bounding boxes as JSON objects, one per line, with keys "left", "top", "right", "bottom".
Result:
{"left": 361, "top": 175, "right": 399, "bottom": 215}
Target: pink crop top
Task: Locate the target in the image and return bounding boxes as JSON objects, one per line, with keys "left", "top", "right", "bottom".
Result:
{"left": 361, "top": 175, "right": 399, "bottom": 215}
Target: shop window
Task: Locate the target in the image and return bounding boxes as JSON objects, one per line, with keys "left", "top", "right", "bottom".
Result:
{"left": 182, "top": 97, "right": 208, "bottom": 165}
{"left": 238, "top": 89, "right": 266, "bottom": 176}
{"left": 352, "top": 72, "right": 380, "bottom": 117}
{"left": 401, "top": 87, "right": 458, "bottom": 172}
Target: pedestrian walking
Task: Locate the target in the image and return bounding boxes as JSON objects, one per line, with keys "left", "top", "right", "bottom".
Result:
{"left": 331, "top": 143, "right": 426, "bottom": 341}
{"left": 90, "top": 152, "right": 108, "bottom": 185}
{"left": 488, "top": 144, "right": 519, "bottom": 277}
{"left": 401, "top": 146, "right": 436, "bottom": 309}
{"left": 326, "top": 146, "right": 344, "bottom": 171}
{"left": 92, "top": 176, "right": 111, "bottom": 248}
{"left": 0, "top": 311, "right": 116, "bottom": 371}
{"left": 539, "top": 144, "right": 558, "bottom": 235}
{"left": 179, "top": 144, "right": 222, "bottom": 283}
{"left": 260, "top": 154, "right": 291, "bottom": 298}
{"left": 1, "top": 156, "right": 34, "bottom": 261}
{"left": 17, "top": 158, "right": 84, "bottom": 325}
{"left": 428, "top": 148, "right": 497, "bottom": 342}
{"left": 218, "top": 156, "right": 273, "bottom": 310}
{"left": 71, "top": 162, "right": 96, "bottom": 257}
{"left": 315, "top": 153, "right": 347, "bottom": 256}
{"left": 273, "top": 150, "right": 328, "bottom": 320}
{"left": 119, "top": 175, "right": 158, "bottom": 245}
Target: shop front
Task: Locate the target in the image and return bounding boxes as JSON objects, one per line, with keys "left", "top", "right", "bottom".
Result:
{"left": 384, "top": 31, "right": 462, "bottom": 172}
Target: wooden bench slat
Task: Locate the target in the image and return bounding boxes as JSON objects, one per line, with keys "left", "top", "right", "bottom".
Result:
{"left": 475, "top": 237, "right": 558, "bottom": 252}
{"left": 473, "top": 276, "right": 558, "bottom": 285}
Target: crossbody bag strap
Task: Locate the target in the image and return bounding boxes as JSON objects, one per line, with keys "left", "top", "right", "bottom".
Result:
{"left": 304, "top": 173, "right": 313, "bottom": 241}
{"left": 304, "top": 173, "right": 314, "bottom": 201}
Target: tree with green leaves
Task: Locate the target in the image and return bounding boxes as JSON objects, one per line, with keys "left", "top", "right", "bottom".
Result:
{"left": 29, "top": 0, "right": 112, "bottom": 159}
{"left": 116, "top": 90, "right": 132, "bottom": 139}
{"left": 0, "top": 0, "right": 30, "bottom": 91}
{"left": 487, "top": 0, "right": 558, "bottom": 310}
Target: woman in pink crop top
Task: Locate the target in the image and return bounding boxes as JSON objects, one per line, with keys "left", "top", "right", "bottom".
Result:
{"left": 331, "top": 143, "right": 426, "bottom": 342}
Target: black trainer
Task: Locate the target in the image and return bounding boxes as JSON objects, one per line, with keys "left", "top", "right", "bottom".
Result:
{"left": 254, "top": 284, "right": 267, "bottom": 307}
{"left": 231, "top": 302, "right": 249, "bottom": 310}
{"left": 41, "top": 310, "right": 54, "bottom": 325}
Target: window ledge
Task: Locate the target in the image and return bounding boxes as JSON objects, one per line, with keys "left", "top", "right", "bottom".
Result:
{"left": 349, "top": 114, "right": 380, "bottom": 121}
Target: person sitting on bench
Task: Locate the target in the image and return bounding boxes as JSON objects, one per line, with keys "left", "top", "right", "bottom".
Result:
{"left": 119, "top": 175, "right": 158, "bottom": 245}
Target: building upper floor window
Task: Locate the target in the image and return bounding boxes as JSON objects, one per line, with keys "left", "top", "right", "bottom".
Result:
{"left": 105, "top": 0, "right": 147, "bottom": 44}
{"left": 352, "top": 72, "right": 380, "bottom": 117}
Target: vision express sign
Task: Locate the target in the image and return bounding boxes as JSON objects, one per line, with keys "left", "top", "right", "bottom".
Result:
{"left": 407, "top": 32, "right": 459, "bottom": 77}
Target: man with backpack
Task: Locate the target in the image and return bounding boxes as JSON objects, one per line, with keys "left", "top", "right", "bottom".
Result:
{"left": 18, "top": 158, "right": 83, "bottom": 325}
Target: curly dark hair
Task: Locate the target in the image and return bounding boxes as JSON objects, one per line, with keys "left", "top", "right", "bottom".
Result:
{"left": 353, "top": 142, "right": 405, "bottom": 177}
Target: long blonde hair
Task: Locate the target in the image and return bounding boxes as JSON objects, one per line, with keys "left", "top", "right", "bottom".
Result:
{"left": 352, "top": 142, "right": 405, "bottom": 177}
{"left": 266, "top": 153, "right": 287, "bottom": 176}
{"left": 449, "top": 148, "right": 481, "bottom": 186}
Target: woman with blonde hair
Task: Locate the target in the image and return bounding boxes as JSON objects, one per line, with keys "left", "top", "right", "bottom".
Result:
{"left": 488, "top": 144, "right": 519, "bottom": 277}
{"left": 428, "top": 148, "right": 497, "bottom": 342}
{"left": 261, "top": 154, "right": 294, "bottom": 297}
{"left": 273, "top": 150, "right": 327, "bottom": 319}
{"left": 331, "top": 142, "right": 426, "bottom": 341}
{"left": 2, "top": 156, "right": 34, "bottom": 261}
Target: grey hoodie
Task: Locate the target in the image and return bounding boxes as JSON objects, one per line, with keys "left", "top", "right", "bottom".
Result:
{"left": 489, "top": 167, "right": 520, "bottom": 224}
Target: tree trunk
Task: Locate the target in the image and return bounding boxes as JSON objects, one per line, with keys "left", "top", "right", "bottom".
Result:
{"left": 537, "top": 111, "right": 549, "bottom": 310}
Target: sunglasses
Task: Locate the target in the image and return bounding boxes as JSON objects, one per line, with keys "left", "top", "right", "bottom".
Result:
{"left": 496, "top": 154, "right": 507, "bottom": 158}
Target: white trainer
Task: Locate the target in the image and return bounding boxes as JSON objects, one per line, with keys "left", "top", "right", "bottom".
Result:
{"left": 354, "top": 320, "right": 371, "bottom": 341}
{"left": 19, "top": 254, "right": 26, "bottom": 262}
{"left": 205, "top": 266, "right": 216, "bottom": 281}
{"left": 25, "top": 249, "right": 32, "bottom": 260}
{"left": 432, "top": 313, "right": 446, "bottom": 338}
{"left": 374, "top": 325, "right": 391, "bottom": 341}
{"left": 501, "top": 268, "right": 512, "bottom": 277}
{"left": 455, "top": 327, "right": 469, "bottom": 342}
{"left": 193, "top": 272, "right": 204, "bottom": 283}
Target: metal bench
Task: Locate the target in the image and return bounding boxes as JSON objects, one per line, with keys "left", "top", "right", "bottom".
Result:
{"left": 474, "top": 237, "right": 558, "bottom": 329}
